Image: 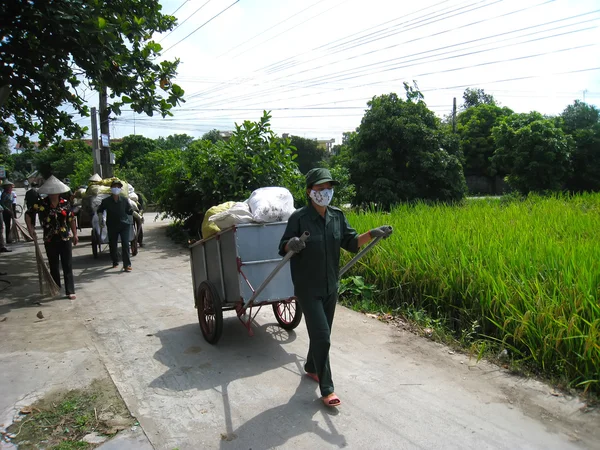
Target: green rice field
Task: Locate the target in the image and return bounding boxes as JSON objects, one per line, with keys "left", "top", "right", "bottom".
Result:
{"left": 344, "top": 193, "right": 600, "bottom": 393}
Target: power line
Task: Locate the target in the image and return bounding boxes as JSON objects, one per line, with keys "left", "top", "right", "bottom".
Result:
{"left": 159, "top": 0, "right": 213, "bottom": 43}
{"left": 163, "top": 0, "right": 240, "bottom": 54}
{"left": 169, "top": 0, "right": 191, "bottom": 16}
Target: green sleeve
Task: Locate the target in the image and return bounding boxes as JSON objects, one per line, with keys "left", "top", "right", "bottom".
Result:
{"left": 340, "top": 215, "right": 359, "bottom": 254}
{"left": 279, "top": 212, "right": 300, "bottom": 257}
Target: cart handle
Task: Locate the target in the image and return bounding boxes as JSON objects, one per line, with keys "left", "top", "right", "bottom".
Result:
{"left": 243, "top": 231, "right": 310, "bottom": 308}
{"left": 338, "top": 234, "right": 385, "bottom": 279}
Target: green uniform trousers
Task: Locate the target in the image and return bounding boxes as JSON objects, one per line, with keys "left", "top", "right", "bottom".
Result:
{"left": 297, "top": 291, "right": 337, "bottom": 397}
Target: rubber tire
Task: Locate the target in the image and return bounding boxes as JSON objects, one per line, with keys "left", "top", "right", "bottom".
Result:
{"left": 272, "top": 299, "right": 303, "bottom": 330}
{"left": 197, "top": 281, "right": 223, "bottom": 345}
{"left": 91, "top": 229, "right": 99, "bottom": 259}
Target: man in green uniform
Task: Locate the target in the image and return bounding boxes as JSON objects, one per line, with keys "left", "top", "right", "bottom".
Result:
{"left": 279, "top": 168, "right": 392, "bottom": 407}
{"left": 97, "top": 180, "right": 133, "bottom": 272}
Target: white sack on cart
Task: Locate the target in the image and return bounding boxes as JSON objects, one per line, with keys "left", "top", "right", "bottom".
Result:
{"left": 248, "top": 187, "right": 295, "bottom": 223}
{"left": 208, "top": 202, "right": 254, "bottom": 229}
{"left": 91, "top": 212, "right": 108, "bottom": 242}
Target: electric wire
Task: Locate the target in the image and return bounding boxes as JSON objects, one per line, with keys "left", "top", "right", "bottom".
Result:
{"left": 159, "top": 0, "right": 213, "bottom": 43}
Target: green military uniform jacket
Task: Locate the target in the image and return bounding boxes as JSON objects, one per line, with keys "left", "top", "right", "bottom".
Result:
{"left": 279, "top": 202, "right": 359, "bottom": 297}
{"left": 97, "top": 196, "right": 133, "bottom": 230}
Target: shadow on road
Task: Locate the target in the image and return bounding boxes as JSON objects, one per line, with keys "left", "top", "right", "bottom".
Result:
{"left": 150, "top": 321, "right": 347, "bottom": 449}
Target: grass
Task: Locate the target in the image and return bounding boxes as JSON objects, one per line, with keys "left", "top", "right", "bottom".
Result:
{"left": 342, "top": 193, "right": 600, "bottom": 394}
{"left": 6, "top": 379, "right": 135, "bottom": 449}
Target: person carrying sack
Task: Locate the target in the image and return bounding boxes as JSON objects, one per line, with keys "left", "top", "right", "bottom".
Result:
{"left": 96, "top": 179, "right": 133, "bottom": 272}
{"left": 278, "top": 168, "right": 393, "bottom": 408}
{"left": 25, "top": 175, "right": 79, "bottom": 300}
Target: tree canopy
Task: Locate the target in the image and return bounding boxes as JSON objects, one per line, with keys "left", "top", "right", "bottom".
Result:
{"left": 289, "top": 135, "right": 327, "bottom": 174}
{"left": 348, "top": 86, "right": 466, "bottom": 208}
{"left": 1, "top": 0, "right": 185, "bottom": 145}
{"left": 462, "top": 88, "right": 496, "bottom": 109}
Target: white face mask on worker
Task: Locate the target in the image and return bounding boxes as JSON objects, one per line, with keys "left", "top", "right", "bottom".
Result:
{"left": 111, "top": 188, "right": 121, "bottom": 195}
{"left": 310, "top": 188, "right": 334, "bottom": 207}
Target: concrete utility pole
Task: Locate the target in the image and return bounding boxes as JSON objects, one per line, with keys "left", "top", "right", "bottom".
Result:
{"left": 452, "top": 97, "right": 457, "bottom": 133}
{"left": 90, "top": 107, "right": 102, "bottom": 177}
{"left": 99, "top": 87, "right": 114, "bottom": 178}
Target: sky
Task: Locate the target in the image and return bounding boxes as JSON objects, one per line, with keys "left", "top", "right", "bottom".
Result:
{"left": 77, "top": 0, "right": 600, "bottom": 145}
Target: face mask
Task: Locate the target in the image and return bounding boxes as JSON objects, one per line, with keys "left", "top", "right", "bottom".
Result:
{"left": 310, "top": 188, "right": 334, "bottom": 207}
{"left": 111, "top": 188, "right": 121, "bottom": 195}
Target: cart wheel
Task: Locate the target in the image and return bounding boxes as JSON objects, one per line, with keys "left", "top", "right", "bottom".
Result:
{"left": 197, "top": 281, "right": 223, "bottom": 344}
{"left": 273, "top": 299, "right": 303, "bottom": 330}
{"left": 91, "top": 229, "right": 99, "bottom": 259}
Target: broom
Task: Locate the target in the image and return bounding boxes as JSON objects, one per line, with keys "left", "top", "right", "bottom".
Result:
{"left": 32, "top": 232, "right": 60, "bottom": 296}
{"left": 9, "top": 219, "right": 34, "bottom": 242}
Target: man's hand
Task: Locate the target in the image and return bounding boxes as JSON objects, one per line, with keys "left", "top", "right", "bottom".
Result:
{"left": 73, "top": 235, "right": 79, "bottom": 246}
{"left": 286, "top": 237, "right": 306, "bottom": 253}
{"left": 370, "top": 225, "right": 393, "bottom": 239}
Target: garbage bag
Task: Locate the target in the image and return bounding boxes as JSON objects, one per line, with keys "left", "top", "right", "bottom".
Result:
{"left": 202, "top": 201, "right": 236, "bottom": 238}
{"left": 248, "top": 187, "right": 295, "bottom": 223}
{"left": 209, "top": 202, "right": 254, "bottom": 230}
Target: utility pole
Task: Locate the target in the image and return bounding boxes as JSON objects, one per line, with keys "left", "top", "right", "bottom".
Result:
{"left": 452, "top": 97, "right": 457, "bottom": 133}
{"left": 99, "top": 87, "right": 114, "bottom": 178}
{"left": 583, "top": 89, "right": 588, "bottom": 102}
{"left": 90, "top": 107, "right": 102, "bottom": 177}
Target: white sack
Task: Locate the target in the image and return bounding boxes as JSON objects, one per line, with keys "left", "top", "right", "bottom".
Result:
{"left": 247, "top": 187, "right": 295, "bottom": 223}
{"left": 209, "top": 202, "right": 254, "bottom": 229}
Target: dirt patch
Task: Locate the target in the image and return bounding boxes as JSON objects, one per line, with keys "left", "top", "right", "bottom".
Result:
{"left": 3, "top": 378, "right": 136, "bottom": 449}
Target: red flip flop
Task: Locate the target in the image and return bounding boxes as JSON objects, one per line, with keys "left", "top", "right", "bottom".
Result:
{"left": 322, "top": 393, "right": 341, "bottom": 407}
{"left": 306, "top": 372, "right": 319, "bottom": 383}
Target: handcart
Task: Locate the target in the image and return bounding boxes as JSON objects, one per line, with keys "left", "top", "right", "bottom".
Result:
{"left": 189, "top": 221, "right": 387, "bottom": 344}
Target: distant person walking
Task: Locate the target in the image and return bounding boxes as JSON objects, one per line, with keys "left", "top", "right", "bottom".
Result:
{"left": 25, "top": 182, "right": 40, "bottom": 227}
{"left": 97, "top": 179, "right": 133, "bottom": 272}
{"left": 1, "top": 180, "right": 16, "bottom": 244}
{"left": 25, "top": 176, "right": 79, "bottom": 300}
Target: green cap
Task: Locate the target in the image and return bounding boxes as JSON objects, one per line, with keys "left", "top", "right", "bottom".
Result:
{"left": 305, "top": 168, "right": 338, "bottom": 188}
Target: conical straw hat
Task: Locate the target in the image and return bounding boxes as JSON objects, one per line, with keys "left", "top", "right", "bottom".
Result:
{"left": 1, "top": 179, "right": 14, "bottom": 186}
{"left": 38, "top": 175, "right": 70, "bottom": 195}
{"left": 89, "top": 173, "right": 102, "bottom": 182}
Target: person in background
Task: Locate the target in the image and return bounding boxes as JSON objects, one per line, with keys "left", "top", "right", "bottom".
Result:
{"left": 0, "top": 200, "right": 11, "bottom": 253}
{"left": 97, "top": 179, "right": 133, "bottom": 272}
{"left": 25, "top": 176, "right": 78, "bottom": 300}
{"left": 25, "top": 182, "right": 40, "bottom": 227}
{"left": 279, "top": 168, "right": 393, "bottom": 408}
{"left": 1, "top": 180, "right": 16, "bottom": 244}
{"left": 24, "top": 179, "right": 29, "bottom": 190}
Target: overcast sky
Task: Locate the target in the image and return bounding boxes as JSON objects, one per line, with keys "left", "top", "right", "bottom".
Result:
{"left": 77, "top": 0, "right": 600, "bottom": 144}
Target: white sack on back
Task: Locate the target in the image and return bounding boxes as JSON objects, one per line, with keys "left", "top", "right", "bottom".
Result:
{"left": 248, "top": 187, "right": 295, "bottom": 223}
{"left": 209, "top": 202, "right": 254, "bottom": 229}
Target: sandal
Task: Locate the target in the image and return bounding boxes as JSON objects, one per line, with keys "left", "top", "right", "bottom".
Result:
{"left": 322, "top": 393, "right": 341, "bottom": 407}
{"left": 306, "top": 372, "right": 319, "bottom": 383}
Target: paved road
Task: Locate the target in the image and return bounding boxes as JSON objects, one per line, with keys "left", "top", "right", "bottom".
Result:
{"left": 69, "top": 218, "right": 598, "bottom": 450}
{"left": 2, "top": 199, "right": 598, "bottom": 450}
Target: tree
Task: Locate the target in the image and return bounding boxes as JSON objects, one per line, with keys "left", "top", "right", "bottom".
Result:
{"left": 201, "top": 129, "right": 224, "bottom": 144}
{"left": 567, "top": 123, "right": 600, "bottom": 192}
{"left": 348, "top": 87, "right": 466, "bottom": 209}
{"left": 462, "top": 88, "right": 496, "bottom": 109}
{"left": 456, "top": 103, "right": 513, "bottom": 177}
{"left": 289, "top": 136, "right": 326, "bottom": 174}
{"left": 111, "top": 135, "right": 158, "bottom": 167}
{"left": 154, "top": 112, "right": 303, "bottom": 233}
{"left": 34, "top": 140, "right": 93, "bottom": 182}
{"left": 1, "top": 0, "right": 184, "bottom": 145}
{"left": 156, "top": 134, "right": 195, "bottom": 150}
{"left": 559, "top": 100, "right": 599, "bottom": 135}
{"left": 491, "top": 112, "right": 572, "bottom": 194}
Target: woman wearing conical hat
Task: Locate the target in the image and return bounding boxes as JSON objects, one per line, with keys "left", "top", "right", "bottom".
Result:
{"left": 25, "top": 176, "right": 79, "bottom": 300}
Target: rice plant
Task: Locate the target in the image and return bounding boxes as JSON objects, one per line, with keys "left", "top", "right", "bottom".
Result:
{"left": 345, "top": 193, "right": 600, "bottom": 392}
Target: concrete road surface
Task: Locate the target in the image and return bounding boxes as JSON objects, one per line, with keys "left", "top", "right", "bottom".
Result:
{"left": 2, "top": 203, "right": 599, "bottom": 449}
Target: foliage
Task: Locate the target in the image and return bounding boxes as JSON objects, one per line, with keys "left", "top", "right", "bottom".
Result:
{"left": 566, "top": 123, "right": 600, "bottom": 193}
{"left": 1, "top": 0, "right": 184, "bottom": 145}
{"left": 338, "top": 276, "right": 380, "bottom": 312}
{"left": 112, "top": 134, "right": 158, "bottom": 167}
{"left": 201, "top": 129, "right": 224, "bottom": 144}
{"left": 343, "top": 193, "right": 600, "bottom": 393}
{"left": 462, "top": 87, "right": 496, "bottom": 109}
{"left": 492, "top": 112, "right": 572, "bottom": 194}
{"left": 456, "top": 103, "right": 513, "bottom": 177}
{"left": 154, "top": 112, "right": 303, "bottom": 233}
{"left": 347, "top": 88, "right": 467, "bottom": 209}
{"left": 560, "top": 100, "right": 600, "bottom": 135}
{"left": 289, "top": 135, "right": 327, "bottom": 174}
{"left": 34, "top": 140, "right": 93, "bottom": 182}
{"left": 156, "top": 133, "right": 195, "bottom": 150}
